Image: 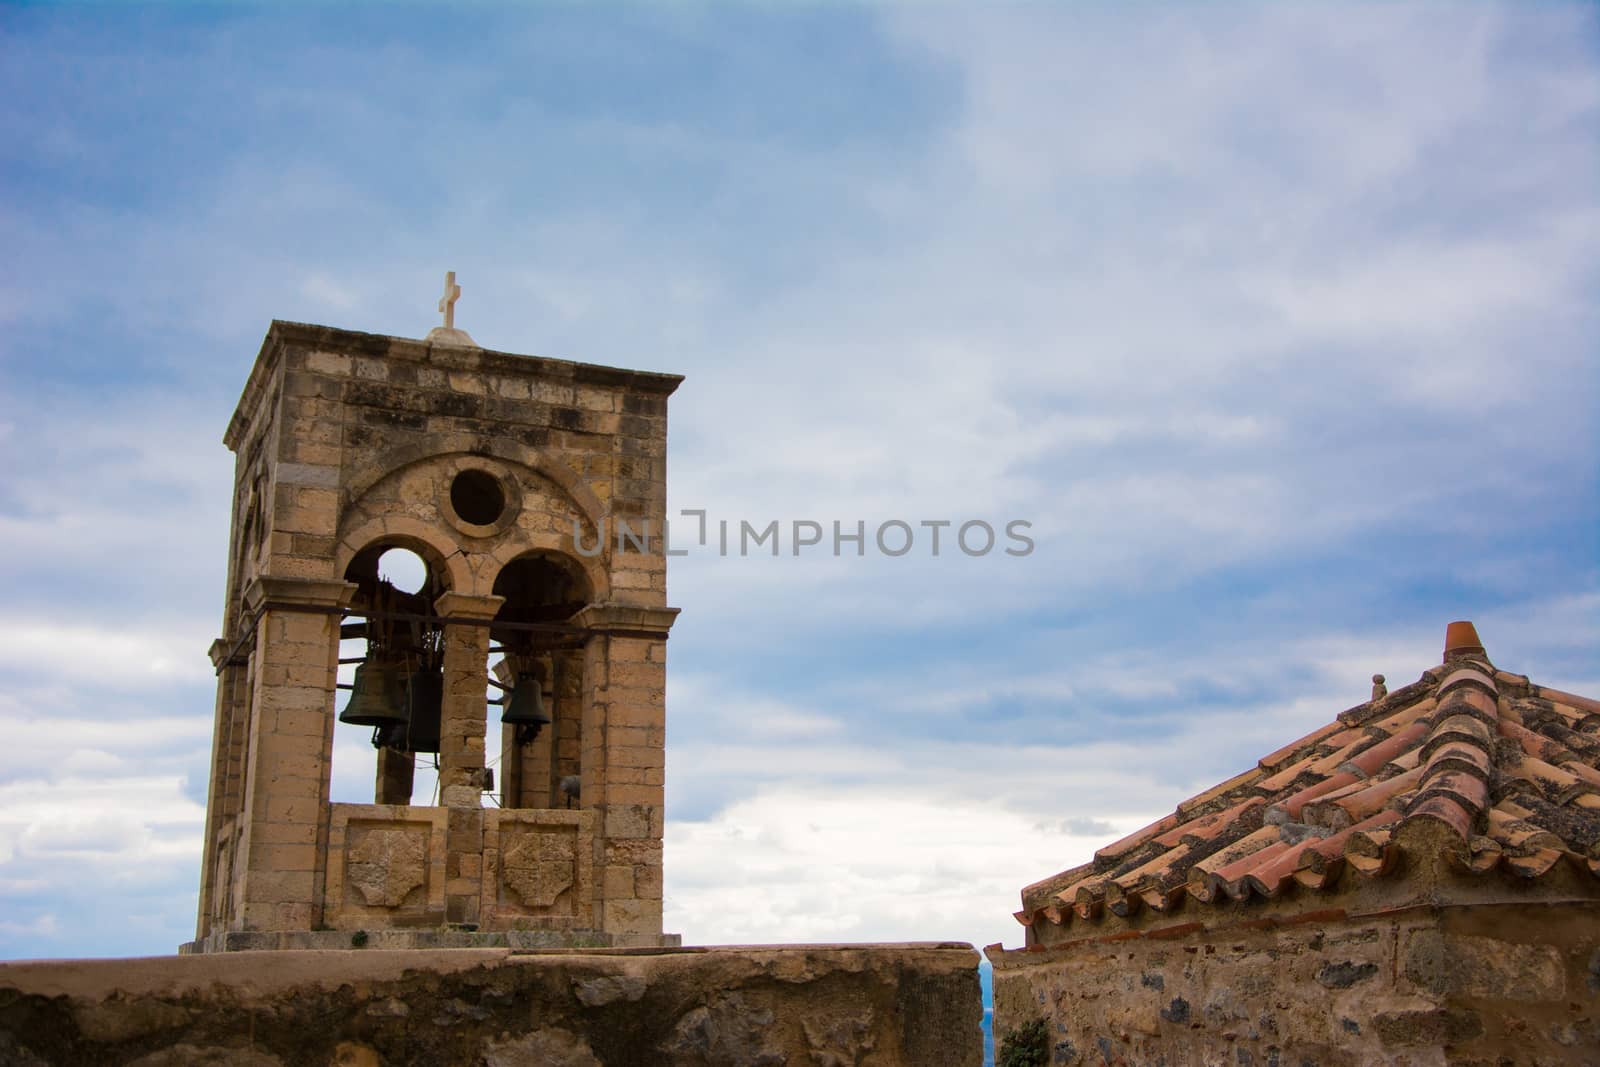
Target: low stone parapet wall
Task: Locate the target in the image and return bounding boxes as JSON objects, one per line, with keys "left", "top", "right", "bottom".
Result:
{"left": 0, "top": 942, "right": 982, "bottom": 1066}
{"left": 988, "top": 901, "right": 1599, "bottom": 1066}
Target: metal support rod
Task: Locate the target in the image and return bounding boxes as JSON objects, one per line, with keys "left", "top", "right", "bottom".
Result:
{"left": 216, "top": 601, "right": 638, "bottom": 677}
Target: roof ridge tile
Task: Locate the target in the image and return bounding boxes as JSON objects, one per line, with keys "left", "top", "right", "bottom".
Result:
{"left": 1421, "top": 740, "right": 1493, "bottom": 782}
{"left": 1403, "top": 794, "right": 1475, "bottom": 843}
{"left": 1436, "top": 666, "right": 1498, "bottom": 699}
{"left": 1421, "top": 713, "right": 1495, "bottom": 756}
{"left": 1397, "top": 670, "right": 1501, "bottom": 843}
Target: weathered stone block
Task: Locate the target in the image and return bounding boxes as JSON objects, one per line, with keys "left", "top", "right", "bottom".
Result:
{"left": 304, "top": 351, "right": 352, "bottom": 376}
{"left": 1373, "top": 1005, "right": 1484, "bottom": 1046}
{"left": 1316, "top": 960, "right": 1380, "bottom": 989}
{"left": 634, "top": 863, "right": 663, "bottom": 901}
{"left": 604, "top": 805, "right": 656, "bottom": 840}
{"left": 603, "top": 865, "right": 635, "bottom": 899}
{"left": 604, "top": 783, "right": 660, "bottom": 805}
{"left": 1403, "top": 929, "right": 1565, "bottom": 1001}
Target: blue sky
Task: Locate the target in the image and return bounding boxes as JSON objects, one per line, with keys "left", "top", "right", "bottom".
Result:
{"left": 0, "top": 1, "right": 1596, "bottom": 960}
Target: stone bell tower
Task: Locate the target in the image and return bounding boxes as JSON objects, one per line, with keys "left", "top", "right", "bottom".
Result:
{"left": 187, "top": 279, "right": 681, "bottom": 952}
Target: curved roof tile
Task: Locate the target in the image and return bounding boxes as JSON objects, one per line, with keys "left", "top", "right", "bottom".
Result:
{"left": 1016, "top": 623, "right": 1600, "bottom": 933}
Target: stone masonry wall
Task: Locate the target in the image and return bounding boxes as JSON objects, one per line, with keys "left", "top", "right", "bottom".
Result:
{"left": 991, "top": 902, "right": 1599, "bottom": 1066}
{"left": 257, "top": 326, "right": 672, "bottom": 602}
{"left": 0, "top": 943, "right": 981, "bottom": 1067}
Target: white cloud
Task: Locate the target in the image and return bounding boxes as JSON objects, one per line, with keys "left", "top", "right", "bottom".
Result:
{"left": 666, "top": 785, "right": 1156, "bottom": 951}
{"left": 0, "top": 775, "right": 203, "bottom": 888}
{"left": 0, "top": 621, "right": 215, "bottom": 686}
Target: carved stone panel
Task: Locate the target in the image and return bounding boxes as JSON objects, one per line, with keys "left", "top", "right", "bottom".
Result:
{"left": 346, "top": 828, "right": 427, "bottom": 908}
{"left": 501, "top": 829, "right": 576, "bottom": 909}
{"left": 482, "top": 808, "right": 594, "bottom": 929}
{"left": 324, "top": 804, "right": 448, "bottom": 929}
{"left": 210, "top": 819, "right": 236, "bottom": 930}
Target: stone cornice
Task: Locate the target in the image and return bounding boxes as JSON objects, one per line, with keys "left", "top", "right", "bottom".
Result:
{"left": 434, "top": 591, "right": 507, "bottom": 621}
{"left": 571, "top": 603, "right": 681, "bottom": 638}
{"left": 228, "top": 318, "right": 684, "bottom": 451}
{"left": 224, "top": 324, "right": 286, "bottom": 452}
{"left": 242, "top": 575, "right": 358, "bottom": 615}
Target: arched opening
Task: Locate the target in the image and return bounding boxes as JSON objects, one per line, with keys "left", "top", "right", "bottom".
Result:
{"left": 376, "top": 545, "right": 427, "bottom": 594}
{"left": 332, "top": 542, "right": 449, "bottom": 807}
{"left": 487, "top": 552, "right": 592, "bottom": 810}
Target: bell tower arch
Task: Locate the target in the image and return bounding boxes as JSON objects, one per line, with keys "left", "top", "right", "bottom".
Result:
{"left": 188, "top": 311, "right": 681, "bottom": 952}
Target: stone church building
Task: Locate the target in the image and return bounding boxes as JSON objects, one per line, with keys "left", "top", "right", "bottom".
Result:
{"left": 992, "top": 622, "right": 1600, "bottom": 1065}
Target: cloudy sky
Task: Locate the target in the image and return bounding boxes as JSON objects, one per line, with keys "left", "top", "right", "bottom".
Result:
{"left": 1, "top": 2, "right": 1596, "bottom": 961}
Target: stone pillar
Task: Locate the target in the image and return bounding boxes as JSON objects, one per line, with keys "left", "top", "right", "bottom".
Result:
{"left": 196, "top": 638, "right": 246, "bottom": 940}
{"left": 233, "top": 576, "right": 355, "bottom": 933}
{"left": 551, "top": 648, "right": 584, "bottom": 803}
{"left": 573, "top": 603, "right": 677, "bottom": 938}
{"left": 374, "top": 747, "right": 414, "bottom": 806}
{"left": 434, "top": 591, "right": 504, "bottom": 926}
{"left": 204, "top": 639, "right": 248, "bottom": 831}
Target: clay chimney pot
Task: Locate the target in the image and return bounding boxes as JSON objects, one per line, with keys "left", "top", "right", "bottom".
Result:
{"left": 1444, "top": 620, "right": 1485, "bottom": 660}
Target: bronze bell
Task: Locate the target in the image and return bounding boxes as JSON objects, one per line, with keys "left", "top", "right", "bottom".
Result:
{"left": 338, "top": 661, "right": 408, "bottom": 729}
{"left": 501, "top": 673, "right": 551, "bottom": 742}
{"left": 403, "top": 667, "right": 443, "bottom": 754}
{"left": 373, "top": 667, "right": 442, "bottom": 754}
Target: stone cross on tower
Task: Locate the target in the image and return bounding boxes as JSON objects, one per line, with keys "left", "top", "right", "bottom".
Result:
{"left": 438, "top": 271, "right": 461, "bottom": 329}
{"left": 426, "top": 271, "right": 476, "bottom": 347}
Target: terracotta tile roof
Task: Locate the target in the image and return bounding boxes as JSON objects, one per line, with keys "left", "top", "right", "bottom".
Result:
{"left": 1016, "top": 622, "right": 1600, "bottom": 934}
